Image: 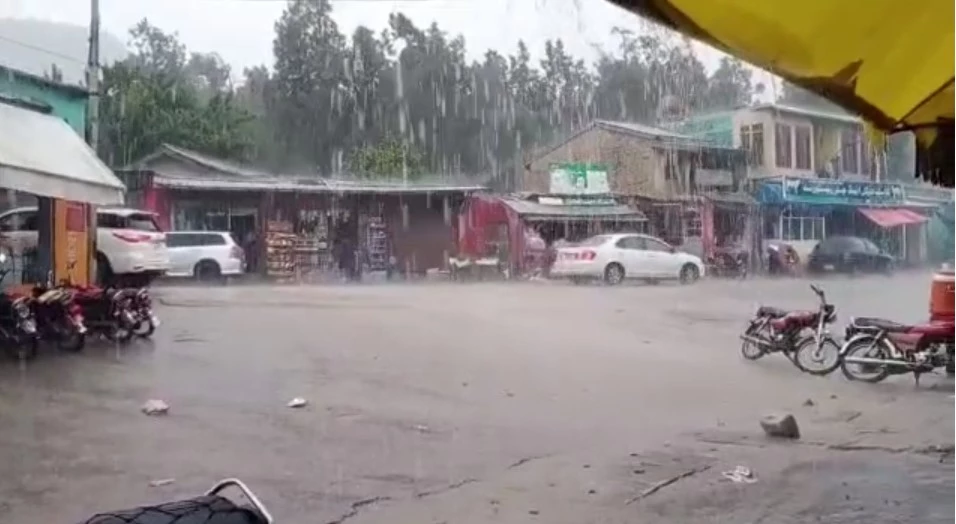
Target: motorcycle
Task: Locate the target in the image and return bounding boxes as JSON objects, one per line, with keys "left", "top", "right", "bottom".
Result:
{"left": 740, "top": 284, "right": 838, "bottom": 370}
{"left": 31, "top": 279, "right": 87, "bottom": 352}
{"left": 0, "top": 253, "right": 39, "bottom": 360}
{"left": 766, "top": 242, "right": 799, "bottom": 276}
{"left": 839, "top": 316, "right": 955, "bottom": 385}
{"left": 705, "top": 249, "right": 748, "bottom": 279}
{"left": 79, "top": 478, "right": 273, "bottom": 524}
{"left": 130, "top": 287, "right": 160, "bottom": 338}
{"left": 71, "top": 285, "right": 139, "bottom": 343}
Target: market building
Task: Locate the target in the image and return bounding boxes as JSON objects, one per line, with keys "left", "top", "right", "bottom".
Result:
{"left": 0, "top": 66, "right": 125, "bottom": 289}
{"left": 755, "top": 177, "right": 937, "bottom": 265}
{"left": 118, "top": 144, "right": 486, "bottom": 280}
{"left": 522, "top": 119, "right": 755, "bottom": 264}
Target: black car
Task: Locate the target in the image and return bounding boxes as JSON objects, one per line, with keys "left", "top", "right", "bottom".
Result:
{"left": 807, "top": 236, "right": 895, "bottom": 274}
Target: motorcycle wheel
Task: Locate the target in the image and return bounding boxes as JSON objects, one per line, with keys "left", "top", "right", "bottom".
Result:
{"left": 110, "top": 325, "right": 135, "bottom": 343}
{"left": 134, "top": 319, "right": 155, "bottom": 338}
{"left": 794, "top": 336, "right": 842, "bottom": 376}
{"left": 840, "top": 337, "right": 891, "bottom": 383}
{"left": 740, "top": 324, "right": 766, "bottom": 360}
{"left": 58, "top": 330, "right": 86, "bottom": 352}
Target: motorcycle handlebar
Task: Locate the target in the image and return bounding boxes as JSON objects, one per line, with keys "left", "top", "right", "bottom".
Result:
{"left": 809, "top": 284, "right": 826, "bottom": 301}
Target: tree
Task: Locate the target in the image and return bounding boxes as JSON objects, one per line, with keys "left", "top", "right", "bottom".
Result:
{"left": 272, "top": 0, "right": 347, "bottom": 171}
{"left": 98, "top": 19, "right": 253, "bottom": 166}
{"left": 777, "top": 80, "right": 843, "bottom": 111}
{"left": 349, "top": 136, "right": 425, "bottom": 179}
{"left": 704, "top": 56, "right": 753, "bottom": 110}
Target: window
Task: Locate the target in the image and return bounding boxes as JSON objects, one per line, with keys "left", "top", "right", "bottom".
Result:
{"left": 0, "top": 211, "right": 37, "bottom": 232}
{"left": 201, "top": 234, "right": 228, "bottom": 246}
{"left": 750, "top": 124, "right": 764, "bottom": 167}
{"left": 794, "top": 126, "right": 812, "bottom": 170}
{"left": 841, "top": 127, "right": 859, "bottom": 173}
{"left": 127, "top": 213, "right": 160, "bottom": 232}
{"left": 738, "top": 124, "right": 764, "bottom": 166}
{"left": 615, "top": 236, "right": 643, "bottom": 250}
{"left": 165, "top": 233, "right": 198, "bottom": 248}
{"left": 779, "top": 209, "right": 825, "bottom": 241}
{"left": 642, "top": 237, "right": 673, "bottom": 253}
{"left": 775, "top": 123, "right": 793, "bottom": 168}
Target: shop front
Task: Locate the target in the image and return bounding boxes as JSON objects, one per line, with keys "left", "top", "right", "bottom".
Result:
{"left": 756, "top": 177, "right": 929, "bottom": 265}
{"left": 456, "top": 194, "right": 647, "bottom": 276}
{"left": 0, "top": 97, "right": 126, "bottom": 291}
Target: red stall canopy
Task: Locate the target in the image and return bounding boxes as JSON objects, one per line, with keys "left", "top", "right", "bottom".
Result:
{"left": 858, "top": 208, "right": 928, "bottom": 228}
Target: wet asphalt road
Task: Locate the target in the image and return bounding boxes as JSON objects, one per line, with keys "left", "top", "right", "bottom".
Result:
{"left": 0, "top": 272, "right": 952, "bottom": 523}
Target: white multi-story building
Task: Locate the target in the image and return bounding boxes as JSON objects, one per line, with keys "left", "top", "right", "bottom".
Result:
{"left": 679, "top": 103, "right": 885, "bottom": 182}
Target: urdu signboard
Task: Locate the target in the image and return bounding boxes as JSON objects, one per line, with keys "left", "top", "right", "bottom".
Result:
{"left": 548, "top": 163, "right": 610, "bottom": 195}
{"left": 781, "top": 177, "right": 905, "bottom": 205}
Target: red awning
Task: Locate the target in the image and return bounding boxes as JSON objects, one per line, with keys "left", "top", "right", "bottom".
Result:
{"left": 858, "top": 208, "right": 929, "bottom": 228}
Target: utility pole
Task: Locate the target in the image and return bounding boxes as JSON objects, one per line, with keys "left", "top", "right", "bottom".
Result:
{"left": 86, "top": 0, "right": 100, "bottom": 151}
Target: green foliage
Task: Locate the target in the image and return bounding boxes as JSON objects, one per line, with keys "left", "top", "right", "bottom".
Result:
{"left": 97, "top": 7, "right": 757, "bottom": 182}
{"left": 98, "top": 18, "right": 253, "bottom": 167}
{"left": 349, "top": 137, "right": 425, "bottom": 179}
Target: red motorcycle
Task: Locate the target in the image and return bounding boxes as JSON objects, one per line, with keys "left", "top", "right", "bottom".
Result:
{"left": 740, "top": 284, "right": 838, "bottom": 369}
{"left": 839, "top": 316, "right": 955, "bottom": 385}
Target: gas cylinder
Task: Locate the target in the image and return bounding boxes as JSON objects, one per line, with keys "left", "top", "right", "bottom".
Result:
{"left": 929, "top": 264, "right": 955, "bottom": 322}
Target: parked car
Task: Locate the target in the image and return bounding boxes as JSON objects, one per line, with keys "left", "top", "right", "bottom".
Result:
{"left": 164, "top": 231, "right": 245, "bottom": 281}
{"left": 550, "top": 233, "right": 705, "bottom": 285}
{"left": 0, "top": 206, "right": 170, "bottom": 286}
{"left": 806, "top": 235, "right": 895, "bottom": 275}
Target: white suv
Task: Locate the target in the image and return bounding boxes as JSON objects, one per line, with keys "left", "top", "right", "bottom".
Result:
{"left": 0, "top": 206, "right": 170, "bottom": 284}
{"left": 164, "top": 231, "right": 246, "bottom": 281}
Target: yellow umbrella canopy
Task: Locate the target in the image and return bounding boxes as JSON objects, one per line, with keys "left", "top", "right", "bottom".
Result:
{"left": 611, "top": 0, "right": 954, "bottom": 186}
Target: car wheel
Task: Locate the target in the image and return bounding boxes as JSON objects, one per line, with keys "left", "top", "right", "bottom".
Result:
{"left": 603, "top": 263, "right": 625, "bottom": 285}
{"left": 679, "top": 264, "right": 699, "bottom": 284}
{"left": 194, "top": 260, "right": 222, "bottom": 283}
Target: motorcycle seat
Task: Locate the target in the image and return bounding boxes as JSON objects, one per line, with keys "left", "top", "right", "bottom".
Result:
{"left": 853, "top": 317, "right": 911, "bottom": 332}
{"left": 757, "top": 306, "right": 789, "bottom": 318}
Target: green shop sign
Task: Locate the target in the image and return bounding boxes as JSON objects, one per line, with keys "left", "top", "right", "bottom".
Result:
{"left": 782, "top": 177, "right": 904, "bottom": 205}
{"left": 549, "top": 163, "right": 610, "bottom": 195}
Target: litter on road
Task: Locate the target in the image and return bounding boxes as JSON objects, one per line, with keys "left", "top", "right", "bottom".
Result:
{"left": 287, "top": 397, "right": 308, "bottom": 408}
{"left": 721, "top": 465, "right": 758, "bottom": 484}
{"left": 141, "top": 400, "right": 170, "bottom": 416}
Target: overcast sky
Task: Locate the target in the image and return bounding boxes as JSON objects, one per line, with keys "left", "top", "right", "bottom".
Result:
{"left": 1, "top": 0, "right": 777, "bottom": 94}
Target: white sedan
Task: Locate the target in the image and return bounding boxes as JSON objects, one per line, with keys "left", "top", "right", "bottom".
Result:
{"left": 550, "top": 233, "right": 705, "bottom": 285}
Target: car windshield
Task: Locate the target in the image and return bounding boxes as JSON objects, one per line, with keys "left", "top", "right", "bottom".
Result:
{"left": 126, "top": 213, "right": 160, "bottom": 232}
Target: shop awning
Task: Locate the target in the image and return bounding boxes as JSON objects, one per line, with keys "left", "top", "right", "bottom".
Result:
{"left": 859, "top": 208, "right": 929, "bottom": 228}
{"left": 0, "top": 101, "right": 125, "bottom": 205}
{"left": 501, "top": 198, "right": 647, "bottom": 223}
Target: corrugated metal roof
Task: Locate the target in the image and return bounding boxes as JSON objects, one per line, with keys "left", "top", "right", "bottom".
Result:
{"left": 595, "top": 120, "right": 695, "bottom": 141}
{"left": 0, "top": 100, "right": 125, "bottom": 205}
{"left": 141, "top": 144, "right": 488, "bottom": 194}
{"left": 751, "top": 103, "right": 861, "bottom": 124}
{"left": 500, "top": 197, "right": 646, "bottom": 221}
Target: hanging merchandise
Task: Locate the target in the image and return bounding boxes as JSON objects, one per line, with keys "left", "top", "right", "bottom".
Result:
{"left": 265, "top": 220, "right": 296, "bottom": 279}
{"left": 366, "top": 216, "right": 389, "bottom": 272}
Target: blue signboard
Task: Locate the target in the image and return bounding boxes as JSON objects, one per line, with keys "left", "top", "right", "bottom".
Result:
{"left": 757, "top": 177, "right": 905, "bottom": 206}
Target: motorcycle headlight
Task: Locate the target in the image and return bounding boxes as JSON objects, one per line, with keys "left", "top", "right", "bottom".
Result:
{"left": 15, "top": 303, "right": 30, "bottom": 318}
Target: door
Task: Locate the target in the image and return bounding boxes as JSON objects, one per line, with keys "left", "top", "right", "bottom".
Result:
{"left": 638, "top": 236, "right": 677, "bottom": 277}
{"left": 166, "top": 233, "right": 202, "bottom": 276}
{"left": 614, "top": 235, "right": 651, "bottom": 277}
